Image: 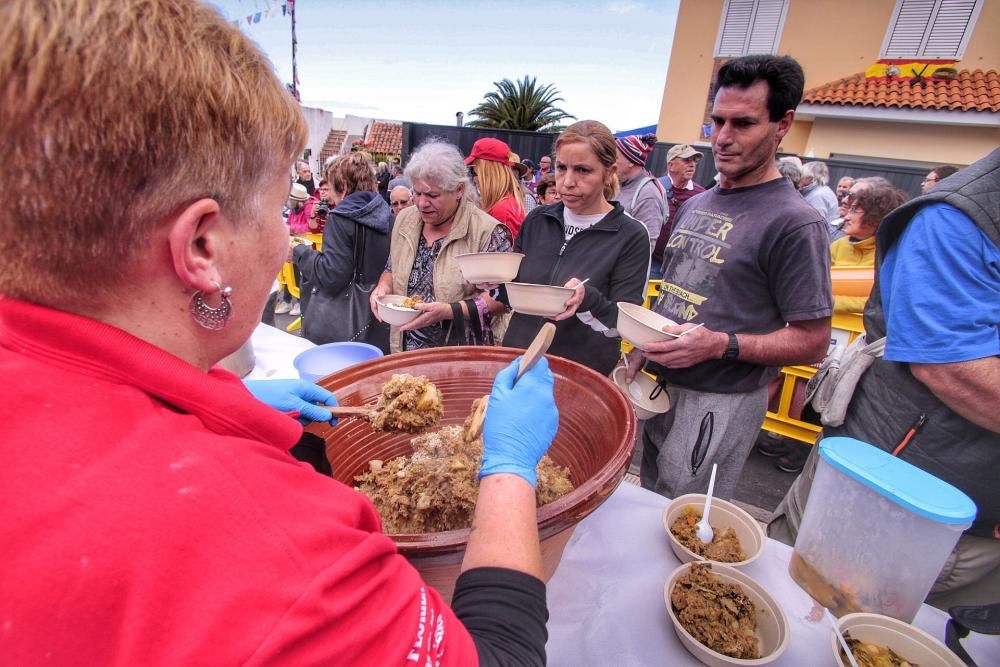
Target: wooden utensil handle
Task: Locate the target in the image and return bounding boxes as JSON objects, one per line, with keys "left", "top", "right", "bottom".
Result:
{"left": 516, "top": 322, "right": 556, "bottom": 382}
{"left": 328, "top": 406, "right": 373, "bottom": 418}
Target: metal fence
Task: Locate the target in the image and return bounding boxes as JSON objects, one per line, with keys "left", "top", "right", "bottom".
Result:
{"left": 402, "top": 123, "right": 559, "bottom": 167}
{"left": 402, "top": 123, "right": 939, "bottom": 198}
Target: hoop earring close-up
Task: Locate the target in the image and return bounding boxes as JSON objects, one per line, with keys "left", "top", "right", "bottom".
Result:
{"left": 190, "top": 280, "right": 233, "bottom": 330}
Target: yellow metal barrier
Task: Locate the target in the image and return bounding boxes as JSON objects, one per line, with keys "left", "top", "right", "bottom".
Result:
{"left": 762, "top": 311, "right": 865, "bottom": 444}
{"left": 278, "top": 234, "right": 324, "bottom": 333}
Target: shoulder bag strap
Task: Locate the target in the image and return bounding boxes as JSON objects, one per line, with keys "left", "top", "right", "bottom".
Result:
{"left": 352, "top": 222, "right": 366, "bottom": 285}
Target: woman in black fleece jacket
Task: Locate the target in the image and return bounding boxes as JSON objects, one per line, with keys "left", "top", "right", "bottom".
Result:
{"left": 502, "top": 120, "right": 651, "bottom": 375}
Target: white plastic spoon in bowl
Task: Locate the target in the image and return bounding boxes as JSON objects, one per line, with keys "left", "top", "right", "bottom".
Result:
{"left": 696, "top": 463, "right": 717, "bottom": 544}
{"left": 829, "top": 610, "right": 860, "bottom": 667}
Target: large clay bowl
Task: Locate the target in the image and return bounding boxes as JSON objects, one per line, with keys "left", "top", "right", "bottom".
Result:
{"left": 306, "top": 346, "right": 637, "bottom": 600}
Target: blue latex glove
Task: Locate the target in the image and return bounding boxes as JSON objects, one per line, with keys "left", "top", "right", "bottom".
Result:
{"left": 243, "top": 379, "right": 339, "bottom": 425}
{"left": 479, "top": 356, "right": 559, "bottom": 487}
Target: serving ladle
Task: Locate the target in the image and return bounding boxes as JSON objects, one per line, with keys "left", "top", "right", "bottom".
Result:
{"left": 696, "top": 463, "right": 718, "bottom": 544}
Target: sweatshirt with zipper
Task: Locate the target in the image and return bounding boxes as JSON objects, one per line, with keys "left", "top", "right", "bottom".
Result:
{"left": 501, "top": 202, "right": 650, "bottom": 375}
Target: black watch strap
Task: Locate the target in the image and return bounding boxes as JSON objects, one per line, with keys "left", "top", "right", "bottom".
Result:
{"left": 722, "top": 333, "right": 740, "bottom": 361}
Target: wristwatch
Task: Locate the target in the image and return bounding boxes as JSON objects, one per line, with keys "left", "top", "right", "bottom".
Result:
{"left": 722, "top": 333, "right": 740, "bottom": 361}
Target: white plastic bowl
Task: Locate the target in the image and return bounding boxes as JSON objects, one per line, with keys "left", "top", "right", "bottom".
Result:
{"left": 665, "top": 562, "right": 789, "bottom": 666}
{"left": 616, "top": 302, "right": 679, "bottom": 350}
{"left": 833, "top": 613, "right": 965, "bottom": 667}
{"left": 611, "top": 367, "right": 670, "bottom": 420}
{"left": 456, "top": 252, "right": 524, "bottom": 284}
{"left": 663, "top": 494, "right": 765, "bottom": 568}
{"left": 377, "top": 295, "right": 420, "bottom": 326}
{"left": 504, "top": 282, "right": 576, "bottom": 317}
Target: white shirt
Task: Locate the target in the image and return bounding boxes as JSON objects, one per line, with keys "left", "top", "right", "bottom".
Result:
{"left": 563, "top": 208, "right": 606, "bottom": 242}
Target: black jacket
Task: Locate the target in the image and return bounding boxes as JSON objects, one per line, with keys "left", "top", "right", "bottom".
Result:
{"left": 293, "top": 191, "right": 393, "bottom": 348}
{"left": 502, "top": 202, "right": 650, "bottom": 375}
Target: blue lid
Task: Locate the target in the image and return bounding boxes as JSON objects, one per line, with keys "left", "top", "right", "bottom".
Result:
{"left": 819, "top": 437, "right": 977, "bottom": 525}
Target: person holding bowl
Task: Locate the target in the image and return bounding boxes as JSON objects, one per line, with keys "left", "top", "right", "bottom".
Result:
{"left": 0, "top": 2, "right": 557, "bottom": 665}
{"left": 370, "top": 139, "right": 513, "bottom": 352}
{"left": 501, "top": 120, "right": 651, "bottom": 375}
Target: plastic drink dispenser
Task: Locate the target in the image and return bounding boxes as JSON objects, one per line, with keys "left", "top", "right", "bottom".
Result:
{"left": 790, "top": 437, "right": 976, "bottom": 623}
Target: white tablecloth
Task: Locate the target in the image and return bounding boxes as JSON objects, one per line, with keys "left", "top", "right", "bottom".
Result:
{"left": 245, "top": 323, "right": 314, "bottom": 380}
{"left": 546, "top": 481, "right": 1000, "bottom": 666}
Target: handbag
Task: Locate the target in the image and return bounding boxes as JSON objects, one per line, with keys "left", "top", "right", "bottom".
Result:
{"left": 805, "top": 333, "right": 885, "bottom": 427}
{"left": 302, "top": 223, "right": 387, "bottom": 350}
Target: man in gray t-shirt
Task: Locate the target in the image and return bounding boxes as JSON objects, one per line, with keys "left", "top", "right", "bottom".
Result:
{"left": 625, "top": 54, "right": 833, "bottom": 502}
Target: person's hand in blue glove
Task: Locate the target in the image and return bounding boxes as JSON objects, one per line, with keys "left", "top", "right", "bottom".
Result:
{"left": 479, "top": 356, "right": 559, "bottom": 487}
{"left": 243, "top": 379, "right": 339, "bottom": 425}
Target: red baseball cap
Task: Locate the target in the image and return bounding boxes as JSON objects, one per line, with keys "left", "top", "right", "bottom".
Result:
{"left": 465, "top": 137, "right": 514, "bottom": 166}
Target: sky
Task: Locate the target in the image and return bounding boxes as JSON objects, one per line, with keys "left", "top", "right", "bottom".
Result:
{"left": 214, "top": 0, "right": 679, "bottom": 133}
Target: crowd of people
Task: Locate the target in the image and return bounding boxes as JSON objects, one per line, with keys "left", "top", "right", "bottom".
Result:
{"left": 1, "top": 0, "right": 996, "bottom": 664}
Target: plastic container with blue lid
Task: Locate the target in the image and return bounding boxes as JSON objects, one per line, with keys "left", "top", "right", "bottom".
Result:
{"left": 790, "top": 437, "right": 976, "bottom": 623}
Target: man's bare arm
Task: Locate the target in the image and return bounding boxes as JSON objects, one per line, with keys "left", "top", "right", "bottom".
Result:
{"left": 911, "top": 357, "right": 1000, "bottom": 433}
{"left": 636, "top": 317, "right": 830, "bottom": 371}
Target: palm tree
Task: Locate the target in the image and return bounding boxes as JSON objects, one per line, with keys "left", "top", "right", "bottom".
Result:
{"left": 467, "top": 76, "right": 575, "bottom": 132}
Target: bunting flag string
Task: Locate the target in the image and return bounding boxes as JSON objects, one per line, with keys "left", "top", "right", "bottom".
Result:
{"left": 232, "top": 3, "right": 289, "bottom": 28}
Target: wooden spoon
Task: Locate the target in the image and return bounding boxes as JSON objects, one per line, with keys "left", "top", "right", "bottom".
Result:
{"left": 467, "top": 323, "right": 557, "bottom": 440}
{"left": 516, "top": 322, "right": 556, "bottom": 383}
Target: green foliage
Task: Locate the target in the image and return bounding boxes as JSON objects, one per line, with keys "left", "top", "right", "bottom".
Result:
{"left": 467, "top": 76, "right": 576, "bottom": 132}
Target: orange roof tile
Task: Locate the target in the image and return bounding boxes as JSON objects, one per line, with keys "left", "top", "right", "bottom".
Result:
{"left": 802, "top": 69, "right": 1000, "bottom": 113}
{"left": 366, "top": 121, "right": 402, "bottom": 156}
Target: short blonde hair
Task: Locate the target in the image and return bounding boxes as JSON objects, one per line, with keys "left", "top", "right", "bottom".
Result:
{"left": 0, "top": 0, "right": 306, "bottom": 308}
{"left": 473, "top": 159, "right": 525, "bottom": 215}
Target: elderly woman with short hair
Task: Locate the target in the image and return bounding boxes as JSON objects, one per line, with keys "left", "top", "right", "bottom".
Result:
{"left": 370, "top": 139, "right": 512, "bottom": 352}
{"left": 833, "top": 177, "right": 908, "bottom": 314}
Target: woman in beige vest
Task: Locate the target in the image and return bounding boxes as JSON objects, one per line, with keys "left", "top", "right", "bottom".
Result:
{"left": 370, "top": 139, "right": 512, "bottom": 353}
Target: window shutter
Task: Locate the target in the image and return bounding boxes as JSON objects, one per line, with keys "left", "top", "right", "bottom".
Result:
{"left": 716, "top": 0, "right": 755, "bottom": 57}
{"left": 923, "top": 0, "right": 979, "bottom": 58}
{"left": 881, "top": 0, "right": 981, "bottom": 59}
{"left": 883, "top": 0, "right": 936, "bottom": 58}
{"left": 715, "top": 0, "right": 788, "bottom": 57}
{"left": 746, "top": 0, "right": 787, "bottom": 54}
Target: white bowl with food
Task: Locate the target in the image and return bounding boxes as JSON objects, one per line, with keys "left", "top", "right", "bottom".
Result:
{"left": 616, "top": 302, "right": 679, "bottom": 350}
{"left": 664, "top": 494, "right": 765, "bottom": 568}
{"left": 665, "top": 561, "right": 789, "bottom": 666}
{"left": 456, "top": 252, "right": 524, "bottom": 284}
{"left": 610, "top": 366, "right": 670, "bottom": 420}
{"left": 833, "top": 613, "right": 965, "bottom": 667}
{"left": 504, "top": 282, "right": 576, "bottom": 318}
{"left": 377, "top": 295, "right": 421, "bottom": 326}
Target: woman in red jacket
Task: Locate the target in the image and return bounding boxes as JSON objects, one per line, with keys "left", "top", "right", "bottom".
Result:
{"left": 465, "top": 138, "right": 527, "bottom": 237}
{"left": 0, "top": 2, "right": 555, "bottom": 665}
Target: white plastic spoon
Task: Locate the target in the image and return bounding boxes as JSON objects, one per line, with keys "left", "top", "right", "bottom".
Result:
{"left": 696, "top": 463, "right": 718, "bottom": 544}
{"left": 829, "top": 611, "right": 860, "bottom": 667}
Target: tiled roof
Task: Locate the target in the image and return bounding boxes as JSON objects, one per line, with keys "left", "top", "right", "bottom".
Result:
{"left": 318, "top": 129, "right": 347, "bottom": 166}
{"left": 366, "top": 121, "right": 402, "bottom": 155}
{"left": 802, "top": 69, "right": 1000, "bottom": 113}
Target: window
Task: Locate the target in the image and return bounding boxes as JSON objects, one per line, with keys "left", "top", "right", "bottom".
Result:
{"left": 714, "top": 0, "right": 789, "bottom": 57}
{"left": 880, "top": 0, "right": 983, "bottom": 59}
